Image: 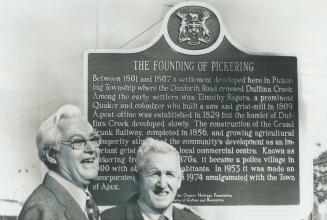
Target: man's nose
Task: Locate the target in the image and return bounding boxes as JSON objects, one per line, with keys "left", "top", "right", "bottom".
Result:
{"left": 84, "top": 140, "right": 98, "bottom": 152}
{"left": 157, "top": 175, "right": 168, "bottom": 188}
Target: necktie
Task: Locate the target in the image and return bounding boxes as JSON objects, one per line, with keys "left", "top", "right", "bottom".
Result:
{"left": 158, "top": 215, "right": 169, "bottom": 220}
{"left": 86, "top": 192, "right": 99, "bottom": 220}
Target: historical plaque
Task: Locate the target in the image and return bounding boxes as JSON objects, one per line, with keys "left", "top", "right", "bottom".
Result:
{"left": 85, "top": 2, "right": 298, "bottom": 206}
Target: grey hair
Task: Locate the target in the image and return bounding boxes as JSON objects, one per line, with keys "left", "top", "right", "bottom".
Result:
{"left": 136, "top": 137, "right": 180, "bottom": 172}
{"left": 36, "top": 104, "right": 82, "bottom": 168}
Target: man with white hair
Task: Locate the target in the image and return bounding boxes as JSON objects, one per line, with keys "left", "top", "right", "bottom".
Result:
{"left": 18, "top": 105, "right": 101, "bottom": 220}
{"left": 101, "top": 137, "right": 203, "bottom": 220}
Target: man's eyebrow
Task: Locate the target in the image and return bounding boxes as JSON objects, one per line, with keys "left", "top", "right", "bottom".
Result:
{"left": 90, "top": 131, "right": 99, "bottom": 136}
{"left": 68, "top": 134, "right": 85, "bottom": 140}
{"left": 146, "top": 168, "right": 160, "bottom": 172}
{"left": 166, "top": 170, "right": 180, "bottom": 174}
{"left": 146, "top": 169, "right": 179, "bottom": 173}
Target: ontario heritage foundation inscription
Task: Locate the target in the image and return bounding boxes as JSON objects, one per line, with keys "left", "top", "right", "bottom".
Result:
{"left": 85, "top": 2, "right": 299, "bottom": 206}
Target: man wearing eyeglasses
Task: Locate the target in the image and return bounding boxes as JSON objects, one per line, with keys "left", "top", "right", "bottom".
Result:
{"left": 101, "top": 137, "right": 203, "bottom": 220}
{"left": 18, "top": 105, "right": 101, "bottom": 220}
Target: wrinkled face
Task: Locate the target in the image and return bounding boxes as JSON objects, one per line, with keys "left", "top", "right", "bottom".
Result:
{"left": 315, "top": 182, "right": 327, "bottom": 203}
{"left": 54, "top": 116, "right": 100, "bottom": 187}
{"left": 138, "top": 151, "right": 182, "bottom": 213}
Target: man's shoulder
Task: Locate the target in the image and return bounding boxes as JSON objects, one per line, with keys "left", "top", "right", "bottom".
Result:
{"left": 101, "top": 195, "right": 143, "bottom": 220}
{"left": 101, "top": 204, "right": 127, "bottom": 220}
{"left": 173, "top": 206, "right": 204, "bottom": 220}
{"left": 19, "top": 174, "right": 87, "bottom": 220}
{"left": 23, "top": 183, "right": 57, "bottom": 205}
{"left": 23, "top": 175, "right": 65, "bottom": 204}
{"left": 18, "top": 183, "right": 64, "bottom": 219}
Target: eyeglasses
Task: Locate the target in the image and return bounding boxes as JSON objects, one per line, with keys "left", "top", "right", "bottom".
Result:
{"left": 60, "top": 135, "right": 102, "bottom": 150}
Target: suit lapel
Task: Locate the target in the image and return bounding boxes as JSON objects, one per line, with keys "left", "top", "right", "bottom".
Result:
{"left": 173, "top": 207, "right": 189, "bottom": 220}
{"left": 43, "top": 174, "right": 88, "bottom": 220}
{"left": 172, "top": 207, "right": 202, "bottom": 220}
{"left": 126, "top": 195, "right": 144, "bottom": 220}
{"left": 172, "top": 207, "right": 181, "bottom": 220}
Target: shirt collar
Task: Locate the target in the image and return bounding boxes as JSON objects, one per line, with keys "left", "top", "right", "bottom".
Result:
{"left": 137, "top": 197, "right": 173, "bottom": 220}
{"left": 48, "top": 171, "right": 87, "bottom": 213}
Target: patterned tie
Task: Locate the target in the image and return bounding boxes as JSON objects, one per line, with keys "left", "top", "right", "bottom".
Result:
{"left": 158, "top": 215, "right": 169, "bottom": 220}
{"left": 86, "top": 192, "right": 99, "bottom": 220}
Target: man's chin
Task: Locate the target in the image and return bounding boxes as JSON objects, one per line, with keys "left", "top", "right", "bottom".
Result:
{"left": 151, "top": 199, "right": 173, "bottom": 210}
{"left": 79, "top": 173, "right": 98, "bottom": 184}
{"left": 81, "top": 168, "right": 98, "bottom": 177}
{"left": 317, "top": 195, "right": 326, "bottom": 203}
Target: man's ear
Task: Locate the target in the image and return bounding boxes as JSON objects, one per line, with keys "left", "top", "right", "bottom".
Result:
{"left": 177, "top": 171, "right": 184, "bottom": 189}
{"left": 45, "top": 147, "right": 57, "bottom": 165}
{"left": 133, "top": 171, "right": 140, "bottom": 184}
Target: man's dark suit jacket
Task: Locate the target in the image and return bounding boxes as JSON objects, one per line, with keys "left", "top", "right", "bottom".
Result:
{"left": 101, "top": 194, "right": 203, "bottom": 220}
{"left": 18, "top": 174, "right": 88, "bottom": 220}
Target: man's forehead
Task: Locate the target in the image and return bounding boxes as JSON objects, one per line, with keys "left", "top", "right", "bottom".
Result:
{"left": 146, "top": 151, "right": 178, "bottom": 158}
{"left": 59, "top": 116, "right": 93, "bottom": 135}
{"left": 144, "top": 151, "right": 180, "bottom": 169}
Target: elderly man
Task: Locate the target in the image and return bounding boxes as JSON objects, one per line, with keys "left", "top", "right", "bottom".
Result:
{"left": 101, "top": 137, "right": 203, "bottom": 220}
{"left": 18, "top": 105, "right": 101, "bottom": 220}
{"left": 309, "top": 168, "right": 327, "bottom": 220}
